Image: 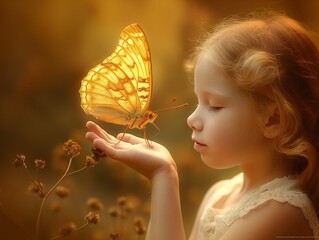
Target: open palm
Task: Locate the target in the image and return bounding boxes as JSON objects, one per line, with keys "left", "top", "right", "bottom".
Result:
{"left": 85, "top": 121, "right": 177, "bottom": 180}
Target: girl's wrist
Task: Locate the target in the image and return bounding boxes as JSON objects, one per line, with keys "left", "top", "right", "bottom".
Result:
{"left": 151, "top": 163, "right": 179, "bottom": 185}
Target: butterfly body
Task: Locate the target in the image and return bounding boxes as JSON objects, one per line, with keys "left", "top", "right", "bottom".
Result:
{"left": 80, "top": 23, "right": 156, "bottom": 131}
{"left": 87, "top": 107, "right": 157, "bottom": 130}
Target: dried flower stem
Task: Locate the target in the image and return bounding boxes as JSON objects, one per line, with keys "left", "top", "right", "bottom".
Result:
{"left": 24, "top": 165, "right": 45, "bottom": 197}
{"left": 66, "top": 166, "right": 87, "bottom": 176}
{"left": 35, "top": 157, "right": 74, "bottom": 240}
{"left": 35, "top": 168, "right": 39, "bottom": 182}
{"left": 49, "top": 222, "right": 89, "bottom": 240}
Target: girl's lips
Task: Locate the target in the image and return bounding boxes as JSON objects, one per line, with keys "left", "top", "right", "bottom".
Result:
{"left": 192, "top": 139, "right": 207, "bottom": 151}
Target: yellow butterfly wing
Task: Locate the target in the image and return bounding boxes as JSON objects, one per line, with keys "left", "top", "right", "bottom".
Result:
{"left": 80, "top": 23, "right": 157, "bottom": 129}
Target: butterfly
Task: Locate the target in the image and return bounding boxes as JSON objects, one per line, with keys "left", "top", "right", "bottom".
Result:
{"left": 80, "top": 23, "right": 158, "bottom": 143}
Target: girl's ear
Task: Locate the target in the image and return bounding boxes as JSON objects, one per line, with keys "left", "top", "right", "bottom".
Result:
{"left": 263, "top": 103, "right": 281, "bottom": 139}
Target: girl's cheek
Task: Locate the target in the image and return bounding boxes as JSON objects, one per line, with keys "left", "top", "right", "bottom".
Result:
{"left": 208, "top": 115, "right": 241, "bottom": 148}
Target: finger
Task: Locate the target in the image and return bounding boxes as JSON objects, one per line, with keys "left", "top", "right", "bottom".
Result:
{"left": 86, "top": 121, "right": 117, "bottom": 143}
{"left": 87, "top": 131, "right": 119, "bottom": 146}
{"left": 93, "top": 138, "right": 126, "bottom": 160}
{"left": 86, "top": 121, "right": 105, "bottom": 136}
{"left": 93, "top": 138, "right": 144, "bottom": 170}
{"left": 85, "top": 132, "right": 101, "bottom": 142}
{"left": 117, "top": 133, "right": 145, "bottom": 145}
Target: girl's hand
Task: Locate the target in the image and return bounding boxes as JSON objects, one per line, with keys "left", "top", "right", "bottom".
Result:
{"left": 85, "top": 121, "right": 177, "bottom": 180}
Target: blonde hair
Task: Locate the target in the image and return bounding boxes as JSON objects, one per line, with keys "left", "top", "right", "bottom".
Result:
{"left": 197, "top": 12, "right": 319, "bottom": 216}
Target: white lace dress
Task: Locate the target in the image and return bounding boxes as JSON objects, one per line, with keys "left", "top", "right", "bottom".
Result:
{"left": 198, "top": 173, "right": 319, "bottom": 239}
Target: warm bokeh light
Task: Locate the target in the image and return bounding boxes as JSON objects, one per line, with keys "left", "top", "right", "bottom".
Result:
{"left": 1, "top": 0, "right": 319, "bottom": 238}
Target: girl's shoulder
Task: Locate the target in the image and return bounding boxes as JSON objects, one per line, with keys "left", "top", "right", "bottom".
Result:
{"left": 192, "top": 173, "right": 319, "bottom": 240}
{"left": 219, "top": 199, "right": 314, "bottom": 240}
{"left": 221, "top": 173, "right": 319, "bottom": 238}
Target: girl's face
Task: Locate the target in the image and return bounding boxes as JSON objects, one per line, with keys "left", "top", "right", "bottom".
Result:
{"left": 187, "top": 55, "right": 266, "bottom": 169}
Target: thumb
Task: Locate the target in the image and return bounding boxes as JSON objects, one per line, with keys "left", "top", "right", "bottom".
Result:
{"left": 117, "top": 133, "right": 145, "bottom": 144}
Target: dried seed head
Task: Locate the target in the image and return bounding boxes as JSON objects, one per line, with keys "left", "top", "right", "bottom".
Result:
{"left": 14, "top": 154, "right": 26, "bottom": 167}
{"left": 134, "top": 217, "right": 146, "bottom": 235}
{"left": 108, "top": 206, "right": 120, "bottom": 218}
{"left": 85, "top": 156, "right": 98, "bottom": 167}
{"left": 63, "top": 139, "right": 81, "bottom": 158}
{"left": 28, "top": 181, "right": 45, "bottom": 198}
{"left": 109, "top": 233, "right": 119, "bottom": 240}
{"left": 87, "top": 197, "right": 104, "bottom": 211}
{"left": 85, "top": 211, "right": 100, "bottom": 224}
{"left": 55, "top": 185, "right": 70, "bottom": 198}
{"left": 50, "top": 202, "right": 61, "bottom": 212}
{"left": 58, "top": 222, "right": 77, "bottom": 235}
{"left": 91, "top": 146, "right": 106, "bottom": 160}
{"left": 135, "top": 224, "right": 146, "bottom": 235}
{"left": 134, "top": 217, "right": 145, "bottom": 227}
{"left": 35, "top": 159, "right": 46, "bottom": 169}
{"left": 123, "top": 201, "right": 135, "bottom": 214}
{"left": 117, "top": 196, "right": 127, "bottom": 207}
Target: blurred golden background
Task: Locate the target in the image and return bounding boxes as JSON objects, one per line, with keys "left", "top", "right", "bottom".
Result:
{"left": 1, "top": 0, "right": 319, "bottom": 239}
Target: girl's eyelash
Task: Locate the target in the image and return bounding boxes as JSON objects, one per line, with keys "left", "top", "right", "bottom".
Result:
{"left": 209, "top": 106, "right": 223, "bottom": 111}
{"left": 194, "top": 102, "right": 222, "bottom": 111}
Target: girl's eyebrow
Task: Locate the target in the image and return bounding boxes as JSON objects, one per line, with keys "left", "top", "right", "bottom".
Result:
{"left": 203, "top": 89, "right": 227, "bottom": 99}
{"left": 193, "top": 89, "right": 228, "bottom": 104}
{"left": 193, "top": 89, "right": 227, "bottom": 98}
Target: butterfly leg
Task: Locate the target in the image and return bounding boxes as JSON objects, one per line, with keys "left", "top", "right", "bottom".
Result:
{"left": 151, "top": 122, "right": 161, "bottom": 139}
{"left": 117, "top": 125, "right": 130, "bottom": 144}
{"left": 143, "top": 127, "right": 153, "bottom": 148}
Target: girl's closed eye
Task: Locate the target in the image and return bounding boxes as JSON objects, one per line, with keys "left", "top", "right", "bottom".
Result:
{"left": 209, "top": 106, "right": 223, "bottom": 111}
{"left": 207, "top": 100, "right": 223, "bottom": 111}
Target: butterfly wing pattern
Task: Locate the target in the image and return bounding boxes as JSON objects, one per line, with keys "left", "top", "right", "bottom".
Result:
{"left": 80, "top": 23, "right": 157, "bottom": 130}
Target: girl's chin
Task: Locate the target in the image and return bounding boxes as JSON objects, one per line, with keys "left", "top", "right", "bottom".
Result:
{"left": 200, "top": 155, "right": 236, "bottom": 169}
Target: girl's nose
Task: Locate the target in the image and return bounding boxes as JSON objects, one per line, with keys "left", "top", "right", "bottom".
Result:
{"left": 187, "top": 109, "right": 203, "bottom": 131}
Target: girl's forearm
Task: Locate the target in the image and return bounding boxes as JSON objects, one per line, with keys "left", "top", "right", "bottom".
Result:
{"left": 146, "top": 167, "right": 186, "bottom": 240}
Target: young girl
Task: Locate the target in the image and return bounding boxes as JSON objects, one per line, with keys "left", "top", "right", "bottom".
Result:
{"left": 86, "top": 12, "right": 319, "bottom": 239}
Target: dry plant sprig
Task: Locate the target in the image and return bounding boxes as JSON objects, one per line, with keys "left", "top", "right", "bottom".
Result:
{"left": 134, "top": 217, "right": 146, "bottom": 237}
{"left": 63, "top": 139, "right": 81, "bottom": 159}
{"left": 35, "top": 159, "right": 46, "bottom": 169}
{"left": 85, "top": 211, "right": 100, "bottom": 224}
{"left": 35, "top": 139, "right": 81, "bottom": 240}
{"left": 50, "top": 211, "right": 100, "bottom": 240}
{"left": 109, "top": 232, "right": 119, "bottom": 240}
{"left": 14, "top": 154, "right": 46, "bottom": 197}
{"left": 87, "top": 197, "right": 104, "bottom": 211}
{"left": 55, "top": 185, "right": 70, "bottom": 198}
{"left": 85, "top": 156, "right": 98, "bottom": 167}
{"left": 65, "top": 146, "right": 106, "bottom": 176}
{"left": 14, "top": 154, "right": 26, "bottom": 167}
{"left": 12, "top": 139, "right": 148, "bottom": 239}
{"left": 91, "top": 146, "right": 107, "bottom": 160}
{"left": 57, "top": 222, "right": 77, "bottom": 236}
{"left": 13, "top": 139, "right": 104, "bottom": 240}
{"left": 28, "top": 181, "right": 45, "bottom": 198}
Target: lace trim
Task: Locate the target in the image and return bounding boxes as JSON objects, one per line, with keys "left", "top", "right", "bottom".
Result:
{"left": 200, "top": 174, "right": 319, "bottom": 238}
{"left": 199, "top": 209, "right": 220, "bottom": 239}
{"left": 221, "top": 176, "right": 319, "bottom": 236}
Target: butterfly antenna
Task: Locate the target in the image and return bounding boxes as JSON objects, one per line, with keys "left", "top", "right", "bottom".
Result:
{"left": 154, "top": 97, "right": 189, "bottom": 113}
